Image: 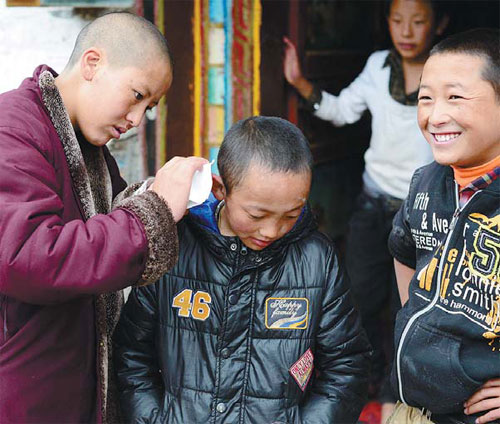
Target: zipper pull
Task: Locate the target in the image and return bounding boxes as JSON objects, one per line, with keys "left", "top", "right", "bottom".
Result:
{"left": 449, "top": 208, "right": 460, "bottom": 232}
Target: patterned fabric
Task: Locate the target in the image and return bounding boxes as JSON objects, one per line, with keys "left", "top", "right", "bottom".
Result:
{"left": 383, "top": 49, "right": 418, "bottom": 105}
{"left": 232, "top": 0, "right": 258, "bottom": 120}
{"left": 459, "top": 166, "right": 500, "bottom": 207}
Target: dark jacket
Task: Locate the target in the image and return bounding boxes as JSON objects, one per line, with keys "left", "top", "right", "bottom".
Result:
{"left": 389, "top": 162, "right": 500, "bottom": 423}
{"left": 0, "top": 66, "right": 178, "bottom": 423}
{"left": 113, "top": 198, "right": 371, "bottom": 424}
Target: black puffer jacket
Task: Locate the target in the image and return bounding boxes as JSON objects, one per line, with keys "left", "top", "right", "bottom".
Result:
{"left": 113, "top": 200, "right": 371, "bottom": 424}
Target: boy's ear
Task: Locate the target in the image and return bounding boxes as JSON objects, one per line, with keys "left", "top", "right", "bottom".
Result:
{"left": 80, "top": 48, "right": 103, "bottom": 81}
{"left": 436, "top": 14, "right": 450, "bottom": 36}
{"left": 211, "top": 174, "right": 226, "bottom": 201}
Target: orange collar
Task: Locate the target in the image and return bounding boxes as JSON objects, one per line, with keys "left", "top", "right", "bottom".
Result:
{"left": 452, "top": 155, "right": 500, "bottom": 188}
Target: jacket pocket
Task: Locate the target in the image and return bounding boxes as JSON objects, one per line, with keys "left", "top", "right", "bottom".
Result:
{"left": 399, "top": 322, "right": 482, "bottom": 414}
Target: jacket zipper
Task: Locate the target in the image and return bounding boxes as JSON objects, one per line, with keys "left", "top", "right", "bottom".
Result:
{"left": 395, "top": 183, "right": 480, "bottom": 404}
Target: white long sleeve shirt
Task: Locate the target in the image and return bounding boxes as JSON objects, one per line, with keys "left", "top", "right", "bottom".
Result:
{"left": 314, "top": 50, "right": 433, "bottom": 200}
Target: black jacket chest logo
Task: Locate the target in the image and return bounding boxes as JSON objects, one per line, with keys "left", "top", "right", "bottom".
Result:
{"left": 415, "top": 212, "right": 500, "bottom": 353}
{"left": 265, "top": 297, "right": 308, "bottom": 329}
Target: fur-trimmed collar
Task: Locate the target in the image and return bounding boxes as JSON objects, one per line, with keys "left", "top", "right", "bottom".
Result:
{"left": 38, "top": 69, "right": 117, "bottom": 423}
{"left": 38, "top": 70, "right": 112, "bottom": 217}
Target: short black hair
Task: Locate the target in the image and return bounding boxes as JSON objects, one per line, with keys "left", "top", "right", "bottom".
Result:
{"left": 385, "top": 0, "right": 448, "bottom": 24}
{"left": 218, "top": 116, "right": 313, "bottom": 194}
{"left": 430, "top": 28, "right": 500, "bottom": 100}
{"left": 66, "top": 12, "right": 172, "bottom": 71}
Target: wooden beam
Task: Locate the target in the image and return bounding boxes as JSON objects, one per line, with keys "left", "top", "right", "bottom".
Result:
{"left": 163, "top": 0, "right": 196, "bottom": 158}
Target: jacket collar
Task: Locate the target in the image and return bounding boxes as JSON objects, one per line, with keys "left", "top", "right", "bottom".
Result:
{"left": 37, "top": 67, "right": 112, "bottom": 218}
{"left": 186, "top": 198, "right": 317, "bottom": 266}
{"left": 436, "top": 162, "right": 499, "bottom": 195}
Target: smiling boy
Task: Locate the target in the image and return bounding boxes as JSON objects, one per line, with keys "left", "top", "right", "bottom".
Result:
{"left": 388, "top": 28, "right": 500, "bottom": 424}
{"left": 113, "top": 116, "right": 371, "bottom": 424}
{"left": 0, "top": 12, "right": 205, "bottom": 424}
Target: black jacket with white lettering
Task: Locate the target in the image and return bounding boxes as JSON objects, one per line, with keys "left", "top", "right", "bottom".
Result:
{"left": 389, "top": 162, "right": 500, "bottom": 423}
{"left": 113, "top": 200, "right": 371, "bottom": 424}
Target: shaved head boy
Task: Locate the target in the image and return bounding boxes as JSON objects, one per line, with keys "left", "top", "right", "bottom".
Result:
{"left": 67, "top": 12, "right": 172, "bottom": 69}
{"left": 55, "top": 12, "right": 173, "bottom": 147}
{"left": 0, "top": 11, "right": 205, "bottom": 424}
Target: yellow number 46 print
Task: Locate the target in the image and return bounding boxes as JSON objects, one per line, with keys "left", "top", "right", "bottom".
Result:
{"left": 172, "top": 289, "right": 212, "bottom": 321}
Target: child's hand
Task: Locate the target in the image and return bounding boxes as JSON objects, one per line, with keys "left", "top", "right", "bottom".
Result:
{"left": 464, "top": 378, "right": 500, "bottom": 423}
{"left": 283, "top": 36, "right": 303, "bottom": 86}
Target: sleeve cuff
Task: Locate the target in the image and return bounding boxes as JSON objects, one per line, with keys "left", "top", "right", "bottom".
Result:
{"left": 388, "top": 226, "right": 417, "bottom": 269}
{"left": 112, "top": 178, "right": 155, "bottom": 208}
{"left": 112, "top": 182, "right": 143, "bottom": 208}
{"left": 304, "top": 85, "right": 323, "bottom": 113}
{"left": 116, "top": 190, "right": 179, "bottom": 285}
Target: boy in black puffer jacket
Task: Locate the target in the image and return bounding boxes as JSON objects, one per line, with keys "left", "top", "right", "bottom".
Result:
{"left": 113, "top": 116, "right": 371, "bottom": 424}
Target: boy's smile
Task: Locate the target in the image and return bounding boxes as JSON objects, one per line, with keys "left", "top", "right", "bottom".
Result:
{"left": 432, "top": 132, "right": 460, "bottom": 143}
{"left": 417, "top": 53, "right": 500, "bottom": 168}
{"left": 216, "top": 163, "right": 311, "bottom": 251}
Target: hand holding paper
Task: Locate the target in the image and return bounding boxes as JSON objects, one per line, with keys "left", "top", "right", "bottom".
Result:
{"left": 150, "top": 156, "right": 208, "bottom": 222}
{"left": 187, "top": 161, "right": 214, "bottom": 208}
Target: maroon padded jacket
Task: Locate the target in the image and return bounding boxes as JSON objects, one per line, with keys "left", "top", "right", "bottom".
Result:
{"left": 0, "top": 66, "right": 178, "bottom": 423}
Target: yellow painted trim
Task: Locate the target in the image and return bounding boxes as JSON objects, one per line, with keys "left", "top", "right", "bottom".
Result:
{"left": 156, "top": 97, "right": 167, "bottom": 169}
{"left": 6, "top": 0, "right": 40, "bottom": 6}
{"left": 252, "top": 0, "right": 262, "bottom": 116}
{"left": 156, "top": 0, "right": 165, "bottom": 35}
{"left": 156, "top": 0, "right": 167, "bottom": 166}
{"left": 193, "top": 0, "right": 202, "bottom": 157}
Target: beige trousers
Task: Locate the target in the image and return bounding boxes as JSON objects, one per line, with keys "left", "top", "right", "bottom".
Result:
{"left": 386, "top": 402, "right": 435, "bottom": 424}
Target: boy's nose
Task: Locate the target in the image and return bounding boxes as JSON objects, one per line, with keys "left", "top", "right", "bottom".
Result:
{"left": 258, "top": 222, "right": 280, "bottom": 240}
{"left": 126, "top": 108, "right": 145, "bottom": 128}
{"left": 402, "top": 21, "right": 413, "bottom": 37}
{"left": 428, "top": 101, "right": 451, "bottom": 127}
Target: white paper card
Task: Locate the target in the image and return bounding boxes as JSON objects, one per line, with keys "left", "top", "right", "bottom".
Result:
{"left": 187, "top": 161, "right": 213, "bottom": 208}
